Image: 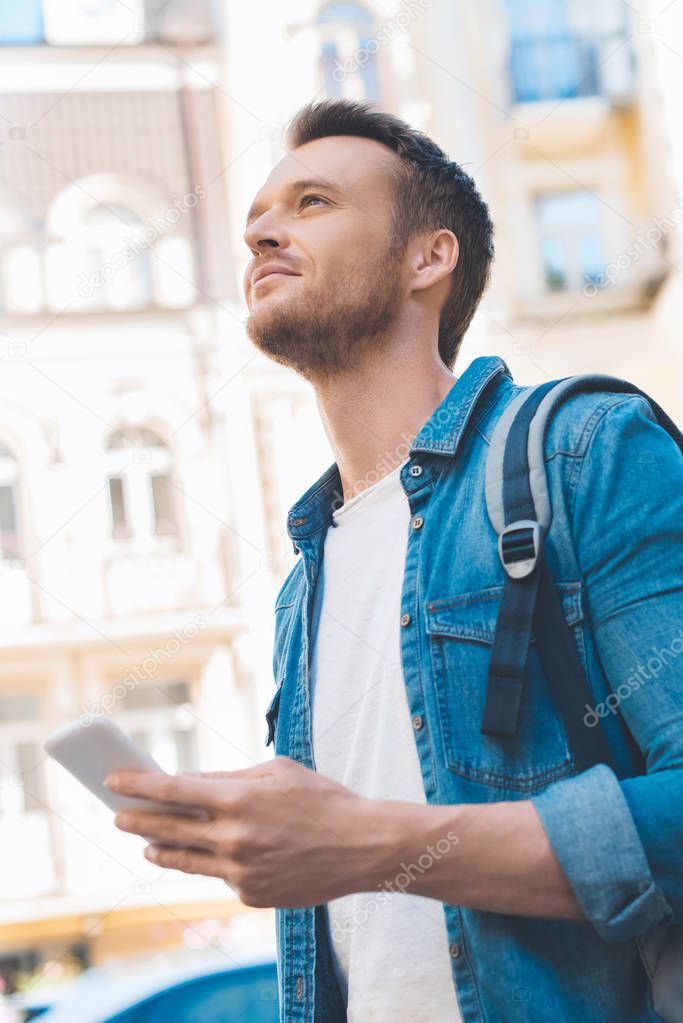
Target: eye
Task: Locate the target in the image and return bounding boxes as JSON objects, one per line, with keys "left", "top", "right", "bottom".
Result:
{"left": 298, "top": 194, "right": 327, "bottom": 209}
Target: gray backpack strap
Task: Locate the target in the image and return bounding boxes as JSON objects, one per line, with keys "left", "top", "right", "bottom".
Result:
{"left": 485, "top": 382, "right": 544, "bottom": 535}
{"left": 482, "top": 373, "right": 683, "bottom": 771}
{"left": 486, "top": 373, "right": 683, "bottom": 535}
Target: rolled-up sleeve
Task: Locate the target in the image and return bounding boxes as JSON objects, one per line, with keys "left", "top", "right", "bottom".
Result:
{"left": 531, "top": 393, "right": 683, "bottom": 943}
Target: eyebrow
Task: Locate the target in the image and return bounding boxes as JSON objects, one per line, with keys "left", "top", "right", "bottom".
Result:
{"left": 245, "top": 178, "right": 344, "bottom": 227}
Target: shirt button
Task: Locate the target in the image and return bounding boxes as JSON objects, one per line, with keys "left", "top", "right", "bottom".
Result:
{"left": 400, "top": 612, "right": 411, "bottom": 627}
{"left": 449, "top": 942, "right": 461, "bottom": 959}
{"left": 412, "top": 714, "right": 423, "bottom": 730}
{"left": 412, "top": 515, "right": 424, "bottom": 530}
{"left": 409, "top": 464, "right": 423, "bottom": 477}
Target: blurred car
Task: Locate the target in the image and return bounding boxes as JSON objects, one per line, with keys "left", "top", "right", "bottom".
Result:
{"left": 5, "top": 984, "right": 70, "bottom": 1021}
{"left": 15, "top": 952, "right": 278, "bottom": 1023}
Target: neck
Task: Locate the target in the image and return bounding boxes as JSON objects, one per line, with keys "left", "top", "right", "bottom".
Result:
{"left": 312, "top": 335, "right": 456, "bottom": 504}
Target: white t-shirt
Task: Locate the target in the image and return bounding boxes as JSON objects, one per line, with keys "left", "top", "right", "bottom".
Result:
{"left": 309, "top": 460, "right": 463, "bottom": 1022}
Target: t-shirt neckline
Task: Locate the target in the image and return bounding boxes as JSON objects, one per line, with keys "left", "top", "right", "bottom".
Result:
{"left": 333, "top": 458, "right": 408, "bottom": 520}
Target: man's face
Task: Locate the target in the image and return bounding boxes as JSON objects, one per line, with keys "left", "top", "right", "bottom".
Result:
{"left": 242, "top": 135, "right": 407, "bottom": 382}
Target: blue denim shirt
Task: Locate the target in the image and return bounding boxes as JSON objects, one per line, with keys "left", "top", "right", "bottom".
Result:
{"left": 265, "top": 354, "right": 683, "bottom": 1022}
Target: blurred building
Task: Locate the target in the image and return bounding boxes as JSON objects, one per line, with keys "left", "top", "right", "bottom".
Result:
{"left": 0, "top": 0, "right": 286, "bottom": 991}
{"left": 0, "top": 0, "right": 682, "bottom": 997}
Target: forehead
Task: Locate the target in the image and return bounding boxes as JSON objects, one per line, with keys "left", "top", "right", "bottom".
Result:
{"left": 246, "top": 135, "right": 398, "bottom": 223}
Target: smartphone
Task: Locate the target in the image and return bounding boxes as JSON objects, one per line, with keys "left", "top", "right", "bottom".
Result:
{"left": 43, "top": 714, "right": 211, "bottom": 850}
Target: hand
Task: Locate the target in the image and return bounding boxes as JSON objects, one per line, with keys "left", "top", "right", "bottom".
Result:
{"left": 105, "top": 756, "right": 399, "bottom": 908}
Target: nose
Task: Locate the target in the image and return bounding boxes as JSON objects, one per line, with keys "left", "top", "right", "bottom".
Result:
{"left": 243, "top": 210, "right": 288, "bottom": 257}
{"left": 243, "top": 212, "right": 293, "bottom": 300}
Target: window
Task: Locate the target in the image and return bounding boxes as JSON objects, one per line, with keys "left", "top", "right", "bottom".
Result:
{"left": 148, "top": 0, "right": 215, "bottom": 44}
{"left": 117, "top": 681, "right": 198, "bottom": 775}
{"left": 0, "top": 692, "right": 45, "bottom": 816}
{"left": 534, "top": 190, "right": 605, "bottom": 292}
{"left": 0, "top": 739, "right": 46, "bottom": 813}
{"left": 107, "top": 475, "right": 129, "bottom": 539}
{"left": 0, "top": 693, "right": 37, "bottom": 720}
{"left": 15, "top": 741, "right": 44, "bottom": 812}
{"left": 80, "top": 204, "right": 154, "bottom": 312}
{"left": 105, "top": 427, "right": 178, "bottom": 543}
{"left": 505, "top": 0, "right": 629, "bottom": 103}
{"left": 0, "top": 0, "right": 44, "bottom": 44}
{"left": 316, "top": 3, "right": 380, "bottom": 103}
{"left": 0, "top": 445, "right": 22, "bottom": 562}
{"left": 42, "top": 0, "right": 146, "bottom": 45}
{"left": 171, "top": 726, "right": 195, "bottom": 773}
{"left": 46, "top": 175, "right": 197, "bottom": 313}
{"left": 120, "top": 680, "right": 191, "bottom": 712}
{"left": 150, "top": 473, "right": 176, "bottom": 536}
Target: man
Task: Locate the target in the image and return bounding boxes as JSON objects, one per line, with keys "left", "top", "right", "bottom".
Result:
{"left": 107, "top": 99, "right": 683, "bottom": 1022}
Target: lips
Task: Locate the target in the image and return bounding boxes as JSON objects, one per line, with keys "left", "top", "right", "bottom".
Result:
{"left": 253, "top": 271, "right": 295, "bottom": 287}
{"left": 252, "top": 264, "right": 300, "bottom": 287}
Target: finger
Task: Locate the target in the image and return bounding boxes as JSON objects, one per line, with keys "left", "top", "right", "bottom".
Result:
{"left": 144, "top": 844, "right": 223, "bottom": 878}
{"left": 105, "top": 770, "right": 241, "bottom": 811}
{"left": 115, "top": 811, "right": 219, "bottom": 851}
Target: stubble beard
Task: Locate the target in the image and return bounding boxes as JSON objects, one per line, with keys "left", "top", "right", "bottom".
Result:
{"left": 245, "top": 251, "right": 405, "bottom": 384}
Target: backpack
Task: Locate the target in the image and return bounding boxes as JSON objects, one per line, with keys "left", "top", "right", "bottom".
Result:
{"left": 483, "top": 372, "right": 683, "bottom": 1022}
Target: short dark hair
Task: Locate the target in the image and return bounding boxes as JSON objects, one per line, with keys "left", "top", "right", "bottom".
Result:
{"left": 285, "top": 98, "right": 495, "bottom": 369}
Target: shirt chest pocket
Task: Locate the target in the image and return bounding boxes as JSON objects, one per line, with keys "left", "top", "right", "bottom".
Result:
{"left": 425, "top": 582, "right": 585, "bottom": 794}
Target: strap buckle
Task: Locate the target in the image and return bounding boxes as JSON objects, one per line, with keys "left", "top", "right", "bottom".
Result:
{"left": 498, "top": 519, "right": 543, "bottom": 579}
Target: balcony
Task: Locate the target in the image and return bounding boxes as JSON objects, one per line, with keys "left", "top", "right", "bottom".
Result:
{"left": 509, "top": 31, "right": 634, "bottom": 105}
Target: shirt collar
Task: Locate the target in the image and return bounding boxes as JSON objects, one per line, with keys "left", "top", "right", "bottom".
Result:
{"left": 286, "top": 354, "right": 511, "bottom": 549}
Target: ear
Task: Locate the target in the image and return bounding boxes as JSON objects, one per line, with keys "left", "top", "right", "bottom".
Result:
{"left": 411, "top": 228, "right": 459, "bottom": 293}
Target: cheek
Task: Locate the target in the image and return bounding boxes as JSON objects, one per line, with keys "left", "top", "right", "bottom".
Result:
{"left": 305, "top": 218, "right": 378, "bottom": 270}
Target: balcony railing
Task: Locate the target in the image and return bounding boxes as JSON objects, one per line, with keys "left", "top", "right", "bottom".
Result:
{"left": 509, "top": 32, "right": 631, "bottom": 104}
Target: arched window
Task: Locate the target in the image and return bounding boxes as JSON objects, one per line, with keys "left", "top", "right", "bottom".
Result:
{"left": 316, "top": 3, "right": 381, "bottom": 103}
{"left": 105, "top": 427, "right": 177, "bottom": 543}
{"left": 46, "top": 175, "right": 196, "bottom": 313}
{"left": 80, "top": 203, "right": 154, "bottom": 311}
{"left": 0, "top": 444, "right": 22, "bottom": 562}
